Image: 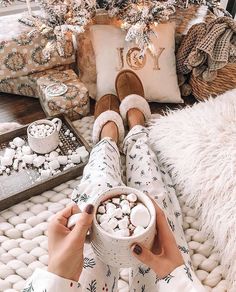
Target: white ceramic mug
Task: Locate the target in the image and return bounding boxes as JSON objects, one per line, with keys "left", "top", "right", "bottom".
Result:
{"left": 27, "top": 118, "right": 62, "bottom": 154}
{"left": 91, "top": 186, "right": 156, "bottom": 268}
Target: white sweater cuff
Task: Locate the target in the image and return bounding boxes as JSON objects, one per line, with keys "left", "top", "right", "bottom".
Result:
{"left": 23, "top": 269, "right": 82, "bottom": 292}
{"left": 158, "top": 264, "right": 206, "bottom": 292}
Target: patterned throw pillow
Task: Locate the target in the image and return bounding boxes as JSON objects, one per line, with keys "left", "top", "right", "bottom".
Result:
{"left": 90, "top": 24, "right": 183, "bottom": 103}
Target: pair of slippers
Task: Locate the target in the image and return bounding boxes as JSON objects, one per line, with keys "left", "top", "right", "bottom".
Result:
{"left": 93, "top": 70, "right": 151, "bottom": 145}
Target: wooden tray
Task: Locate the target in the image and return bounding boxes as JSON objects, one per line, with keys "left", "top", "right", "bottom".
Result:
{"left": 0, "top": 115, "right": 91, "bottom": 211}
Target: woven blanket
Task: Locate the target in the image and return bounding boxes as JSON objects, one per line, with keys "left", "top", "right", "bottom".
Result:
{"left": 176, "top": 16, "right": 236, "bottom": 81}
{"left": 0, "top": 116, "right": 227, "bottom": 291}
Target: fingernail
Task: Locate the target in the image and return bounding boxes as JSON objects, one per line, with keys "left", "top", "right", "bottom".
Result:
{"left": 85, "top": 204, "right": 94, "bottom": 214}
{"left": 133, "top": 244, "right": 142, "bottom": 255}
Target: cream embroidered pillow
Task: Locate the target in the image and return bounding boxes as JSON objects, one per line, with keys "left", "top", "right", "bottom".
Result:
{"left": 90, "top": 24, "right": 183, "bottom": 103}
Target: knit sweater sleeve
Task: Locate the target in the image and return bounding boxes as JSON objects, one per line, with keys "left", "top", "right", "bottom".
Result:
{"left": 158, "top": 264, "right": 206, "bottom": 292}
{"left": 22, "top": 269, "right": 82, "bottom": 292}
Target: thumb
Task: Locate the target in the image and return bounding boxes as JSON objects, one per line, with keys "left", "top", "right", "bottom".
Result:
{"left": 70, "top": 204, "right": 94, "bottom": 242}
{"left": 131, "top": 243, "right": 156, "bottom": 269}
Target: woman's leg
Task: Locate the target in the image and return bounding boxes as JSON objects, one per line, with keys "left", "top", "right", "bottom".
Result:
{"left": 122, "top": 112, "right": 191, "bottom": 292}
{"left": 72, "top": 120, "right": 125, "bottom": 291}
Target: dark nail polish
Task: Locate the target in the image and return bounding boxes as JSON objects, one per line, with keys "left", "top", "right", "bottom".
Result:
{"left": 133, "top": 244, "right": 142, "bottom": 255}
{"left": 85, "top": 204, "right": 94, "bottom": 214}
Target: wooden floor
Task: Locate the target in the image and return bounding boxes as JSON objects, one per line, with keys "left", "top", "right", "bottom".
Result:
{"left": 0, "top": 92, "right": 197, "bottom": 125}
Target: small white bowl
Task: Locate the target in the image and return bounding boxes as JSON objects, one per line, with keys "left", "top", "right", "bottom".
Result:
{"left": 91, "top": 186, "right": 156, "bottom": 268}
{"left": 27, "top": 118, "right": 62, "bottom": 154}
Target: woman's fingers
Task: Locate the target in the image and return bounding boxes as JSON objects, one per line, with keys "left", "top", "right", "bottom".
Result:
{"left": 50, "top": 202, "right": 79, "bottom": 228}
{"left": 131, "top": 243, "right": 158, "bottom": 270}
{"left": 70, "top": 204, "right": 94, "bottom": 243}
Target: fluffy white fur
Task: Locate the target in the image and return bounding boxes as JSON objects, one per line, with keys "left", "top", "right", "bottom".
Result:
{"left": 119, "top": 94, "right": 151, "bottom": 123}
{"left": 93, "top": 110, "right": 125, "bottom": 145}
{"left": 0, "top": 122, "right": 21, "bottom": 134}
{"left": 148, "top": 89, "right": 236, "bottom": 291}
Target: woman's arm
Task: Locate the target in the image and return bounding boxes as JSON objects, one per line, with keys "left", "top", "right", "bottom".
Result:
{"left": 23, "top": 268, "right": 82, "bottom": 292}
{"left": 158, "top": 264, "right": 206, "bottom": 292}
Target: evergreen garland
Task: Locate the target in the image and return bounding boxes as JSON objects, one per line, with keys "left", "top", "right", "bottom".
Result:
{"left": 0, "top": 0, "right": 227, "bottom": 57}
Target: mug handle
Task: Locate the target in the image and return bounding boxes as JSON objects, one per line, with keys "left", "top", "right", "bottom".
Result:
{"left": 51, "top": 118, "right": 62, "bottom": 132}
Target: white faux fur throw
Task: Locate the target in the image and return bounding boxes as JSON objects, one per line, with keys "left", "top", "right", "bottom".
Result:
{"left": 0, "top": 122, "right": 21, "bottom": 134}
{"left": 148, "top": 89, "right": 236, "bottom": 291}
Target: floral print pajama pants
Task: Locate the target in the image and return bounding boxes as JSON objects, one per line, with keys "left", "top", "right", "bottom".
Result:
{"left": 72, "top": 125, "right": 193, "bottom": 292}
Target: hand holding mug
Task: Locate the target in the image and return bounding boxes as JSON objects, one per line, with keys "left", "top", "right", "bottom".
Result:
{"left": 47, "top": 203, "right": 94, "bottom": 282}
{"left": 131, "top": 202, "right": 184, "bottom": 278}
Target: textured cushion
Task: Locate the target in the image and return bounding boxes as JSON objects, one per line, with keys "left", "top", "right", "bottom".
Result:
{"left": 90, "top": 24, "right": 183, "bottom": 103}
{"left": 148, "top": 89, "right": 236, "bottom": 290}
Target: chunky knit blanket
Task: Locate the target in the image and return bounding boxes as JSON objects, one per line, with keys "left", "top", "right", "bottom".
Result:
{"left": 176, "top": 16, "right": 236, "bottom": 81}
{"left": 0, "top": 117, "right": 227, "bottom": 291}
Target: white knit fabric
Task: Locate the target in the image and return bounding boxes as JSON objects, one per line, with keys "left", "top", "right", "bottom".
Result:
{"left": 0, "top": 116, "right": 227, "bottom": 291}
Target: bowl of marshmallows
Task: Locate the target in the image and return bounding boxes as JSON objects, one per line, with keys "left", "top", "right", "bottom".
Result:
{"left": 91, "top": 186, "right": 156, "bottom": 268}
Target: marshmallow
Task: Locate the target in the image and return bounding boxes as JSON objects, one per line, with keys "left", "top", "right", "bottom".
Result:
{"left": 13, "top": 137, "right": 25, "bottom": 147}
{"left": 29, "top": 124, "right": 54, "bottom": 138}
{"left": 67, "top": 213, "right": 81, "bottom": 229}
{"left": 113, "top": 208, "right": 123, "bottom": 219}
{"left": 22, "top": 155, "right": 35, "bottom": 164}
{"left": 33, "top": 156, "right": 45, "bottom": 168}
{"left": 133, "top": 225, "right": 145, "bottom": 236}
{"left": 9, "top": 142, "right": 16, "bottom": 149}
{"left": 1, "top": 156, "right": 13, "bottom": 167}
{"left": 99, "top": 214, "right": 110, "bottom": 223}
{"left": 22, "top": 146, "right": 32, "bottom": 155}
{"left": 100, "top": 221, "right": 114, "bottom": 233}
{"left": 127, "top": 193, "right": 137, "bottom": 202}
{"left": 97, "top": 193, "right": 151, "bottom": 238}
{"left": 108, "top": 218, "right": 118, "bottom": 229}
{"left": 118, "top": 218, "right": 128, "bottom": 229}
{"left": 57, "top": 156, "right": 68, "bottom": 165}
{"left": 4, "top": 148, "right": 15, "bottom": 159}
{"left": 120, "top": 200, "right": 129, "bottom": 206}
{"left": 107, "top": 208, "right": 116, "bottom": 218}
{"left": 40, "top": 169, "right": 51, "bottom": 179}
{"left": 80, "top": 150, "right": 89, "bottom": 162}
{"left": 13, "top": 159, "right": 19, "bottom": 171}
{"left": 49, "top": 151, "right": 59, "bottom": 160}
{"left": 98, "top": 206, "right": 105, "bottom": 214}
{"left": 76, "top": 146, "right": 86, "bottom": 154}
{"left": 130, "top": 204, "right": 150, "bottom": 228}
{"left": 65, "top": 129, "right": 70, "bottom": 135}
{"left": 114, "top": 228, "right": 129, "bottom": 237}
{"left": 49, "top": 160, "right": 60, "bottom": 170}
{"left": 107, "top": 203, "right": 116, "bottom": 210}
{"left": 70, "top": 154, "right": 81, "bottom": 164}
{"left": 121, "top": 204, "right": 131, "bottom": 214}
{"left": 112, "top": 198, "right": 120, "bottom": 204}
